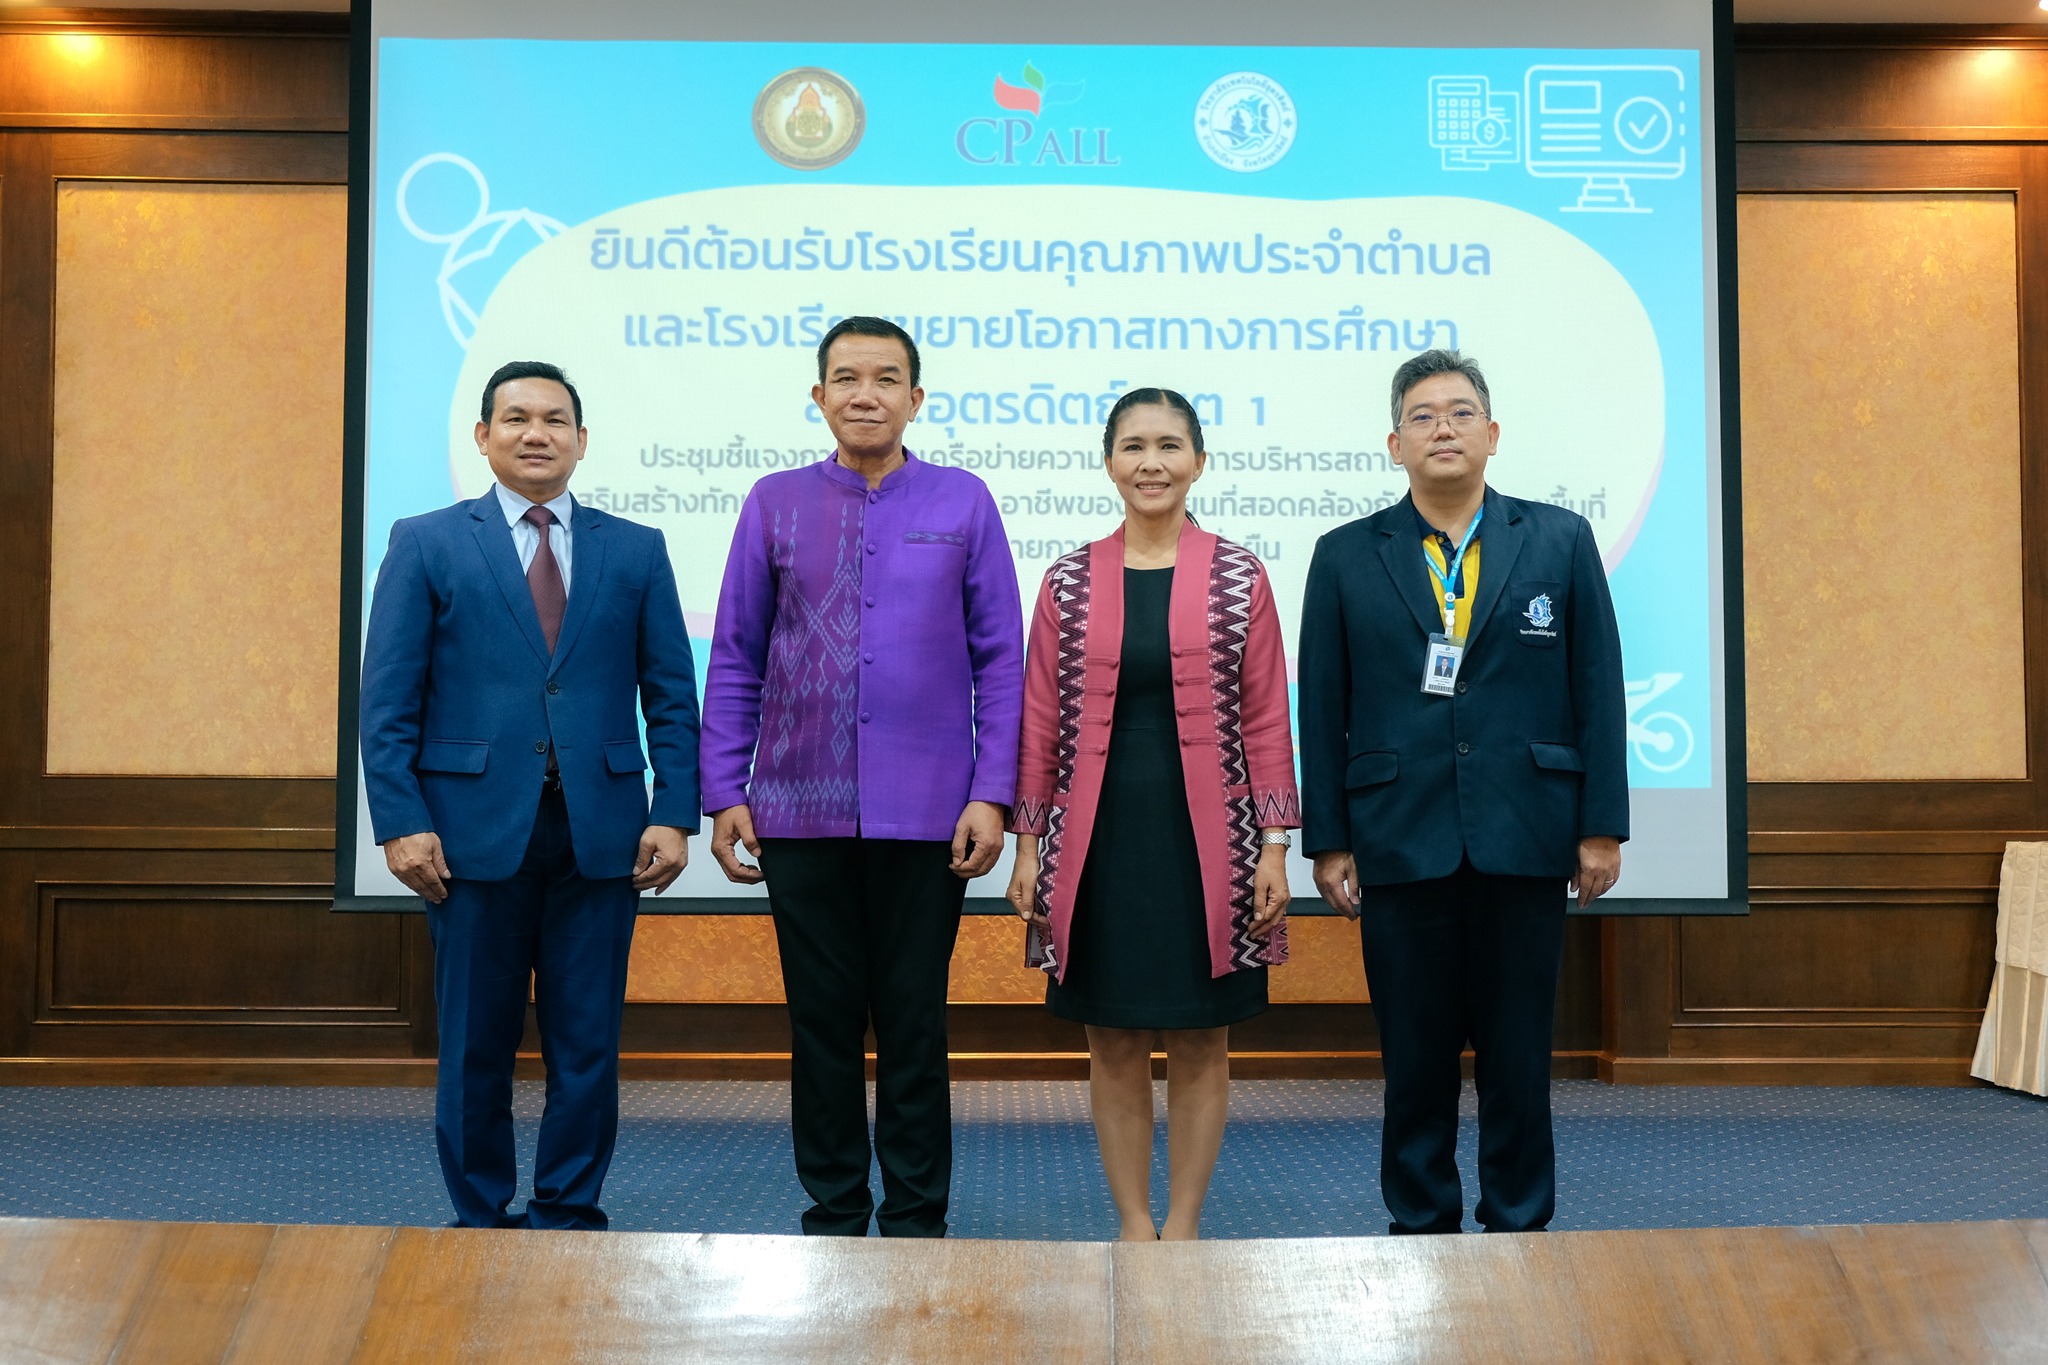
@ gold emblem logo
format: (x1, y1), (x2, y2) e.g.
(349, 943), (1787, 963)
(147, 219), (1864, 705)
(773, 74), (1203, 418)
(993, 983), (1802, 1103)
(752, 68), (865, 171)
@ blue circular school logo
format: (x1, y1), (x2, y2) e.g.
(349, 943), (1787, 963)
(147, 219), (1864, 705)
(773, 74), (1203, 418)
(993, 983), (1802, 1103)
(1193, 72), (1297, 173)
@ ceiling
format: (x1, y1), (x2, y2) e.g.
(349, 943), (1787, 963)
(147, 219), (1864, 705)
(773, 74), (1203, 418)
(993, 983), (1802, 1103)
(6, 0), (2038, 18)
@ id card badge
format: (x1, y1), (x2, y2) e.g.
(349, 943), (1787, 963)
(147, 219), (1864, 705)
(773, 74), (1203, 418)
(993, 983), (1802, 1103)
(1421, 632), (1465, 696)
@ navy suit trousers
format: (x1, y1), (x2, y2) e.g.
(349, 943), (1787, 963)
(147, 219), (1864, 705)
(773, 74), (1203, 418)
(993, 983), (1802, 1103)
(427, 784), (637, 1230)
(1358, 858), (1567, 1235)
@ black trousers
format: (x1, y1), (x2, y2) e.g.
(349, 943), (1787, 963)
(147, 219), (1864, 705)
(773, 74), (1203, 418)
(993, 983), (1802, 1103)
(759, 838), (967, 1237)
(1358, 857), (1568, 1235)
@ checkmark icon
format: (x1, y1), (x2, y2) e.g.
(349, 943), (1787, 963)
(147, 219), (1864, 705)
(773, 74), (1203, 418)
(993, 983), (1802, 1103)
(1613, 96), (1674, 155)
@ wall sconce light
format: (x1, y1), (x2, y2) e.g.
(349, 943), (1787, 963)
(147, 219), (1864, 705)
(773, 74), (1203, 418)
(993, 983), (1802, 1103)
(50, 34), (104, 65)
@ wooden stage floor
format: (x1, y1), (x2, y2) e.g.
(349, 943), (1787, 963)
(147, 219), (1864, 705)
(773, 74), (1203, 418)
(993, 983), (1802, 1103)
(4, 1215), (2046, 1362)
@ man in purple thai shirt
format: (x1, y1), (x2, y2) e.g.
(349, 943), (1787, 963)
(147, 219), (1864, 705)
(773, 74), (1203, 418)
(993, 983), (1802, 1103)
(701, 316), (1024, 1237)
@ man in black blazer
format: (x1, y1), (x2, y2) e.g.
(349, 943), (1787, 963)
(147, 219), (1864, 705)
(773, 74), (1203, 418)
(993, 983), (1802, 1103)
(1298, 349), (1627, 1235)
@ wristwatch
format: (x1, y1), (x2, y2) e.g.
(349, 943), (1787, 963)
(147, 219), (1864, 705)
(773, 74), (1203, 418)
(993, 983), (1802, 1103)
(1260, 831), (1293, 848)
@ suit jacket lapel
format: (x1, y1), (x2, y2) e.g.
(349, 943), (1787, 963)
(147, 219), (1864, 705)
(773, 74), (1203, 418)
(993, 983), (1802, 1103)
(547, 498), (607, 674)
(1377, 495), (1448, 639)
(469, 494), (552, 666)
(1464, 486), (1522, 651)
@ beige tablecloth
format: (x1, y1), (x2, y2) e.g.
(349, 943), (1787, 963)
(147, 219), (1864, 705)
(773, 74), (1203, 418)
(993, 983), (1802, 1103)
(1972, 841), (2048, 1095)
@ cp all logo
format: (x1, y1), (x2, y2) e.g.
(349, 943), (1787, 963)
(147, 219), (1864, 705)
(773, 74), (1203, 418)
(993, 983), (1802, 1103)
(1194, 72), (1297, 173)
(956, 59), (1120, 167)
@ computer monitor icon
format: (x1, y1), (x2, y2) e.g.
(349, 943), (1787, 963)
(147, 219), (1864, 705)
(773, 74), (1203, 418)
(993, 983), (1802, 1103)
(1428, 76), (1520, 171)
(1524, 64), (1687, 213)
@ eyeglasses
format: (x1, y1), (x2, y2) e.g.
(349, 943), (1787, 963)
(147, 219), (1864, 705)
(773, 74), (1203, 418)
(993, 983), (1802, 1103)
(1400, 407), (1490, 435)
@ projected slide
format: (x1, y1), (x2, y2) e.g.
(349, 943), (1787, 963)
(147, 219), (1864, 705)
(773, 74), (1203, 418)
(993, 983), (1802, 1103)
(354, 37), (1728, 905)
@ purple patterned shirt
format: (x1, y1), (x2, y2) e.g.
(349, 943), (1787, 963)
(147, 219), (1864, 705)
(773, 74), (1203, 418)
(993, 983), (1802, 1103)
(700, 451), (1025, 841)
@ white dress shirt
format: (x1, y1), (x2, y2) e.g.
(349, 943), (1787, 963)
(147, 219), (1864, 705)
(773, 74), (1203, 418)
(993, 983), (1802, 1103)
(493, 483), (575, 596)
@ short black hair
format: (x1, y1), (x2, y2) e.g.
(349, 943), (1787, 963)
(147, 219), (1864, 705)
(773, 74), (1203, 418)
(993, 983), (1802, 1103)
(816, 316), (920, 389)
(481, 360), (583, 427)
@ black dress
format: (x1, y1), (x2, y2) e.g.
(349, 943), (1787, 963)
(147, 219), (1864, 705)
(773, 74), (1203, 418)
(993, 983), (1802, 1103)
(1045, 566), (1268, 1030)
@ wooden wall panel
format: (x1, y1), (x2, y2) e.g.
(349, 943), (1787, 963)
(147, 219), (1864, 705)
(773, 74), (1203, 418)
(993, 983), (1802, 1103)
(39, 887), (404, 1018)
(0, 11), (403, 1081)
(1736, 33), (2048, 141)
(0, 19), (348, 132)
(1737, 192), (2023, 782)
(1677, 903), (1996, 1015)
(49, 180), (345, 777)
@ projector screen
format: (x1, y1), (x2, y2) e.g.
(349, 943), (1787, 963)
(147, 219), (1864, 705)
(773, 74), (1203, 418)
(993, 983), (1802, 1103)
(338, 0), (1743, 913)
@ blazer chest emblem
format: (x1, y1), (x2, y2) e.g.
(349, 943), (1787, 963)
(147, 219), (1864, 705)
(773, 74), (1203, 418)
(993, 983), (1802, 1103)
(1516, 584), (1562, 645)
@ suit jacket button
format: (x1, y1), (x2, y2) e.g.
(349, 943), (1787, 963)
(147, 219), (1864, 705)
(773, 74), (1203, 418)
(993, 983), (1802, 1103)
(547, 681), (561, 695)
(1455, 681), (1468, 695)
(535, 741), (548, 754)
(1456, 741), (1471, 756)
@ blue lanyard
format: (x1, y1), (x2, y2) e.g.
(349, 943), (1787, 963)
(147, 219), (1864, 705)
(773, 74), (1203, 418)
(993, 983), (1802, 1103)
(1421, 506), (1483, 634)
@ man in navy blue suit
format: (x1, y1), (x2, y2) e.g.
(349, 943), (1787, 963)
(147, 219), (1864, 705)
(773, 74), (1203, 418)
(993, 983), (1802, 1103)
(1298, 349), (1627, 1235)
(360, 361), (700, 1230)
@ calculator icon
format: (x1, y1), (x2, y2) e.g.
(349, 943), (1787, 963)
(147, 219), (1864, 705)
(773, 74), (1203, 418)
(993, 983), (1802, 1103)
(1429, 75), (1520, 170)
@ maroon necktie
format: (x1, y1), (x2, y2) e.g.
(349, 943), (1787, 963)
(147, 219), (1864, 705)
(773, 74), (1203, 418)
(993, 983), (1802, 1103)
(523, 505), (566, 653)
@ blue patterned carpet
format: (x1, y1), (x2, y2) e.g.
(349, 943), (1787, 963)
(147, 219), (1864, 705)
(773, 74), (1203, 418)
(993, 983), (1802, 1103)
(0, 1081), (2042, 1238)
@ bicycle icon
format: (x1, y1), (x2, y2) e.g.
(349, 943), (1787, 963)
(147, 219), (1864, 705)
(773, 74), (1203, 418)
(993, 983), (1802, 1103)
(1627, 672), (1695, 773)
